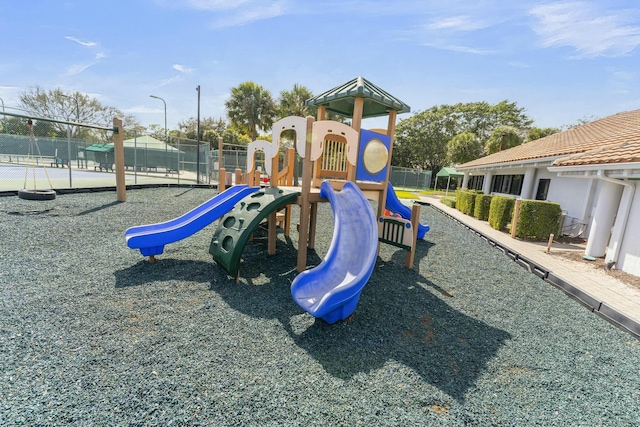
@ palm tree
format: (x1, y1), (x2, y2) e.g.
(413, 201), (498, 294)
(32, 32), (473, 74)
(225, 82), (276, 141)
(278, 84), (315, 117)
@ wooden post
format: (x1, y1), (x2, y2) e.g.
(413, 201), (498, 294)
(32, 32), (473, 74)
(268, 211), (277, 255)
(348, 97), (364, 182)
(287, 147), (295, 185)
(219, 167), (226, 192)
(297, 116), (314, 272)
(511, 199), (522, 238)
(270, 153), (279, 188)
(405, 203), (420, 268)
(378, 109), (397, 221)
(113, 118), (126, 202)
(309, 203), (318, 249)
(546, 234), (554, 253)
(235, 168), (242, 186)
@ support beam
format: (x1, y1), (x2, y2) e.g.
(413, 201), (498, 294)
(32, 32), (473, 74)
(113, 118), (126, 202)
(297, 116), (315, 272)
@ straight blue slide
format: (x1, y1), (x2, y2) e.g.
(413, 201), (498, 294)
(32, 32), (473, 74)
(385, 182), (430, 239)
(125, 185), (259, 258)
(291, 181), (378, 324)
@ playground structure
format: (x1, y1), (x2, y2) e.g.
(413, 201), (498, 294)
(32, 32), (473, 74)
(126, 77), (429, 323)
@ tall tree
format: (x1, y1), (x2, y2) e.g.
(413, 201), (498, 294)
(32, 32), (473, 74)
(447, 132), (484, 165)
(485, 126), (523, 154)
(393, 101), (533, 171)
(394, 105), (456, 173)
(225, 82), (276, 141)
(177, 117), (227, 148)
(19, 86), (140, 141)
(278, 84), (314, 117)
(527, 127), (560, 141)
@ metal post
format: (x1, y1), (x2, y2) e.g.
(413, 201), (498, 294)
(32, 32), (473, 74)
(134, 130), (138, 185)
(0, 97), (5, 134)
(196, 85), (201, 184)
(150, 95), (167, 174)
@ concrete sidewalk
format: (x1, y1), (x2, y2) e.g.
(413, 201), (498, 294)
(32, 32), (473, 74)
(419, 194), (640, 339)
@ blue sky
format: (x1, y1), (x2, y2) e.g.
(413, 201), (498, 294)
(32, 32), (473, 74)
(1, 0), (639, 132)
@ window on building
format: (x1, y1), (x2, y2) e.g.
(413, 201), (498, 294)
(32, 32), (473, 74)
(535, 179), (550, 200)
(491, 174), (524, 195)
(468, 175), (484, 190)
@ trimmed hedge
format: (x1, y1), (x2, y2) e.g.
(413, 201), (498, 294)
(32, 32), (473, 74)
(515, 200), (562, 240)
(441, 196), (456, 208)
(456, 190), (476, 216)
(474, 194), (493, 220)
(488, 196), (515, 231)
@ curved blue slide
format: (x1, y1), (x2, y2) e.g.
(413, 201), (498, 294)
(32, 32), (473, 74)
(291, 181), (378, 324)
(125, 185), (259, 257)
(385, 182), (430, 239)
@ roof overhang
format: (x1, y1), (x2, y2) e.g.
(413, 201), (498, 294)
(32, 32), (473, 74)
(548, 162), (640, 180)
(456, 156), (560, 173)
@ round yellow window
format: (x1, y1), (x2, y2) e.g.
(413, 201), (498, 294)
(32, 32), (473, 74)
(363, 138), (389, 174)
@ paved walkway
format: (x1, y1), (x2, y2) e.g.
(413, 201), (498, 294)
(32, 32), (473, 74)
(420, 195), (640, 339)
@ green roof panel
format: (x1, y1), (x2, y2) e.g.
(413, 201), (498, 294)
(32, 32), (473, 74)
(436, 167), (464, 178)
(306, 76), (410, 119)
(84, 143), (114, 153)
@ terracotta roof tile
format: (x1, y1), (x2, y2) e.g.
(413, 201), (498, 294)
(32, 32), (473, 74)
(457, 109), (640, 169)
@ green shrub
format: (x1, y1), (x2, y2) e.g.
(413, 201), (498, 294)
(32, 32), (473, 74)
(455, 190), (476, 216)
(488, 196), (515, 231)
(473, 194), (493, 220)
(441, 196), (456, 208)
(515, 200), (562, 240)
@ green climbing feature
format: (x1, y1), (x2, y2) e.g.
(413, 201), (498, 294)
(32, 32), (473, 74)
(209, 186), (300, 277)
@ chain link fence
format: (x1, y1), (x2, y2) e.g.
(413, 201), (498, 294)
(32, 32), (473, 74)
(389, 166), (431, 191)
(0, 112), (209, 193)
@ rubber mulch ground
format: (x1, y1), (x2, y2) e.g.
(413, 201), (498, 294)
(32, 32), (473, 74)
(1, 187), (639, 426)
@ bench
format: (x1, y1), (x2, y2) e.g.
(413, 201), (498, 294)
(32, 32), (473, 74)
(94, 162), (114, 172)
(50, 158), (68, 168)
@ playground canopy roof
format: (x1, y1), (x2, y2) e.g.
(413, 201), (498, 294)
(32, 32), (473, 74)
(436, 167), (464, 178)
(305, 76), (411, 119)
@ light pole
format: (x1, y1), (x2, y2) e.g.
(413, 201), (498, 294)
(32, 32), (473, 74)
(150, 95), (168, 174)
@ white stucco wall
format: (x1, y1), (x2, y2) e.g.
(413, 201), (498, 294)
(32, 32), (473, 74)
(544, 174), (594, 223)
(615, 182), (640, 276)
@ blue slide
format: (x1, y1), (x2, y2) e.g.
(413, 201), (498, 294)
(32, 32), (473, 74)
(385, 182), (430, 239)
(125, 185), (259, 257)
(291, 181), (378, 324)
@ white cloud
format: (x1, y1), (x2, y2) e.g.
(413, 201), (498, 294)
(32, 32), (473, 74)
(425, 15), (489, 32)
(530, 2), (640, 58)
(208, 1), (288, 28)
(172, 64), (193, 73)
(186, 0), (249, 10)
(65, 36), (97, 47)
(66, 63), (95, 76)
(160, 75), (183, 86)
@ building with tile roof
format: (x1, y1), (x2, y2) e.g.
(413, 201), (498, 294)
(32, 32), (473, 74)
(455, 109), (640, 277)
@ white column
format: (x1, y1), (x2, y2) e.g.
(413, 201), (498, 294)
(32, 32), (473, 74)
(585, 180), (623, 258)
(462, 172), (469, 189)
(519, 168), (536, 199)
(605, 184), (635, 265)
(482, 171), (493, 194)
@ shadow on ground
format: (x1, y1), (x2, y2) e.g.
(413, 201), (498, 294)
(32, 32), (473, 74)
(199, 231), (511, 401)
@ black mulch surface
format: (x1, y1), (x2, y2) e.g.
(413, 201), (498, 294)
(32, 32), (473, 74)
(1, 187), (639, 426)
